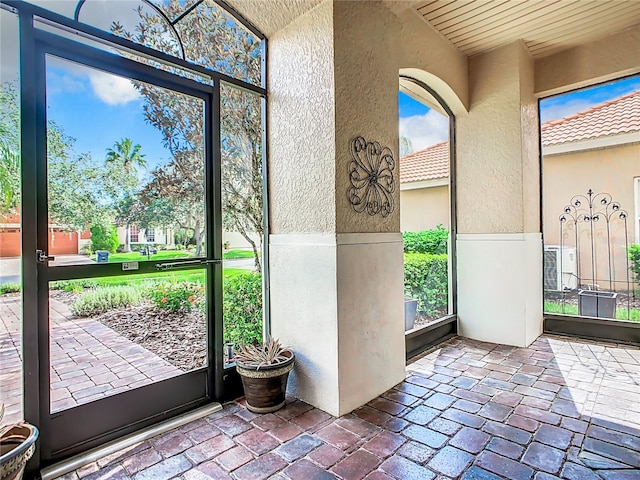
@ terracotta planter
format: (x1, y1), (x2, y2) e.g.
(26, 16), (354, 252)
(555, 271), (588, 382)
(236, 351), (295, 413)
(0, 424), (38, 480)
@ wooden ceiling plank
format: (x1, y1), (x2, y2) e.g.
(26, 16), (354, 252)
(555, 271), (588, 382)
(523, 3), (640, 47)
(454, 1), (616, 50)
(528, 13), (640, 57)
(436, 0), (514, 32)
(448, 0), (568, 44)
(419, 0), (472, 18)
(416, 1), (445, 15)
(428, 0), (494, 26)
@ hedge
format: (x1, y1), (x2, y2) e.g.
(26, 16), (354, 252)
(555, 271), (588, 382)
(403, 225), (448, 255)
(404, 253), (448, 317)
(223, 272), (263, 347)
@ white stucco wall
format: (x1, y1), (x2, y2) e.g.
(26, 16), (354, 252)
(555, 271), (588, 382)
(456, 41), (543, 347)
(535, 25), (640, 97)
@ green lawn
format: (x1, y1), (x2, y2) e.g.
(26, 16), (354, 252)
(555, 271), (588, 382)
(223, 249), (257, 259)
(50, 268), (249, 290)
(544, 301), (640, 322)
(93, 250), (192, 262)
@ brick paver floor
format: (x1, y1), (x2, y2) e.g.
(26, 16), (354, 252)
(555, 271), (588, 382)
(0, 293), (181, 423)
(54, 334), (640, 480)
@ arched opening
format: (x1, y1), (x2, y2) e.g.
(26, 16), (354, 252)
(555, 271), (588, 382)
(398, 73), (458, 357)
(0, 0), (267, 469)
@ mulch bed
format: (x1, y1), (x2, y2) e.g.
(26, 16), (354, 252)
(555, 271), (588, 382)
(50, 290), (207, 372)
(94, 303), (207, 372)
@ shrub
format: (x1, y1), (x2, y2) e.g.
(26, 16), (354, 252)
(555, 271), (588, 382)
(0, 282), (20, 294)
(51, 279), (98, 292)
(71, 286), (143, 316)
(223, 272), (263, 348)
(149, 281), (204, 313)
(403, 225), (448, 255)
(90, 224), (119, 254)
(629, 244), (640, 287)
(404, 253), (448, 317)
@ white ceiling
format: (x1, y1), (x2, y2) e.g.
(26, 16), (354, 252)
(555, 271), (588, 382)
(415, 0), (640, 58)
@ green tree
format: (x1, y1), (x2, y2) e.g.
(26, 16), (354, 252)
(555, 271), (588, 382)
(113, 1), (264, 268)
(105, 138), (147, 251)
(90, 223), (119, 253)
(400, 136), (413, 157)
(0, 84), (20, 217)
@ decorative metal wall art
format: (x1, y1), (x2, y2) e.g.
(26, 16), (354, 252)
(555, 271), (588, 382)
(347, 136), (396, 217)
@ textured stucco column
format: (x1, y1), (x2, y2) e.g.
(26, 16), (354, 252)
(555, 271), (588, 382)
(456, 41), (543, 347)
(267, 0), (405, 416)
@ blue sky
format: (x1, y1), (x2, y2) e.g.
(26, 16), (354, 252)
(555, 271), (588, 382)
(46, 56), (172, 174)
(399, 74), (640, 153)
(46, 54), (639, 161)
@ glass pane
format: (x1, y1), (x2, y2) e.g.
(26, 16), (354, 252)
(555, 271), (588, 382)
(541, 77), (640, 322)
(24, 0), (77, 18)
(175, 1), (262, 85)
(398, 89), (452, 330)
(220, 83), (263, 363)
(0, 8), (22, 424)
(45, 55), (206, 266)
(154, 0), (201, 23)
(77, 0), (182, 58)
(49, 271), (207, 412)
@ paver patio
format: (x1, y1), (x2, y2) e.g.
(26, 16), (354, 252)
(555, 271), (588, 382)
(0, 293), (182, 423)
(52, 334), (640, 480)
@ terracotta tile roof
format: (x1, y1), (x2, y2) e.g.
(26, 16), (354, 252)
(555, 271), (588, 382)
(399, 91), (639, 185)
(399, 141), (449, 183)
(541, 90), (640, 146)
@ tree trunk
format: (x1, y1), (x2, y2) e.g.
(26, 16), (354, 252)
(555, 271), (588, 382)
(193, 220), (202, 257)
(124, 223), (131, 252)
(239, 230), (261, 273)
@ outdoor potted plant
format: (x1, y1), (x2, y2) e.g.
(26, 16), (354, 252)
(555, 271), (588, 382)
(0, 404), (39, 480)
(234, 337), (295, 414)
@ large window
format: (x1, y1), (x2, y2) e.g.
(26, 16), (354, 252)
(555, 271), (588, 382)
(398, 77), (456, 353)
(540, 76), (640, 325)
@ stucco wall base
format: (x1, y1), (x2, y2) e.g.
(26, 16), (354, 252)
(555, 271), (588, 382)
(269, 233), (406, 417)
(457, 233), (543, 347)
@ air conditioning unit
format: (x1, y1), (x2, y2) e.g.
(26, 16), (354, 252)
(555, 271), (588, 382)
(544, 245), (578, 291)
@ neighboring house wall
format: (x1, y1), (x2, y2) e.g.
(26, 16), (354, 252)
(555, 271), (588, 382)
(400, 185), (449, 232)
(543, 142), (640, 291)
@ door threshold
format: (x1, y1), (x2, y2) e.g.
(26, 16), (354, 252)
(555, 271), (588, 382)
(41, 402), (222, 480)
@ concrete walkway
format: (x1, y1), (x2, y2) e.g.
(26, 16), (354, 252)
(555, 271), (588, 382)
(0, 294), (182, 424)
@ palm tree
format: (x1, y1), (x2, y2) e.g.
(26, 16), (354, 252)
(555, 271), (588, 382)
(105, 138), (147, 252)
(105, 138), (147, 173)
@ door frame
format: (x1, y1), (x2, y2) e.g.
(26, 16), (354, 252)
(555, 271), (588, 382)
(24, 25), (223, 463)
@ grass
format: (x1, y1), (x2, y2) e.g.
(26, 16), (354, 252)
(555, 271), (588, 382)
(77, 268), (246, 287)
(0, 282), (21, 294)
(223, 249), (257, 259)
(544, 301), (640, 322)
(94, 250), (193, 263)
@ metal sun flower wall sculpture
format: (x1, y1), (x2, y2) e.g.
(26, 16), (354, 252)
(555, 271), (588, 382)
(347, 136), (396, 217)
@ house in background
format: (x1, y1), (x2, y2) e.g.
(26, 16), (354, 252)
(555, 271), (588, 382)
(116, 225), (174, 250)
(400, 90), (640, 290)
(399, 140), (450, 232)
(0, 211), (91, 258)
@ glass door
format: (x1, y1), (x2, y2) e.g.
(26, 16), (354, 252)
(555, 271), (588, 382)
(31, 35), (220, 460)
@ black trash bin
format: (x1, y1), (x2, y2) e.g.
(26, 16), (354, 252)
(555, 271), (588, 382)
(96, 250), (109, 263)
(578, 290), (617, 319)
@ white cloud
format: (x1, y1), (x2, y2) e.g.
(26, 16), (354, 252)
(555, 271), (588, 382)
(399, 109), (449, 153)
(540, 98), (595, 123)
(88, 70), (140, 106)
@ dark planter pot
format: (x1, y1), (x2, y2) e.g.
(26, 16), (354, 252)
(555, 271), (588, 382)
(0, 423), (38, 480)
(578, 290), (617, 319)
(404, 297), (418, 331)
(236, 351), (295, 414)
